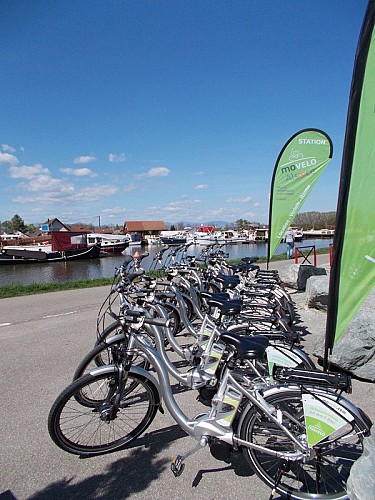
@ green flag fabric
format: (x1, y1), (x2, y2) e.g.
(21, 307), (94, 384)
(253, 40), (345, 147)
(325, 0), (375, 357)
(267, 129), (333, 263)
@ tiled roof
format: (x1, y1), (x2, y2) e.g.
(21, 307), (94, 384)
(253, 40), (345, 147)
(124, 221), (167, 231)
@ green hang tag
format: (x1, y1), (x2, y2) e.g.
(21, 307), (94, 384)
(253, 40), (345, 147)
(266, 345), (300, 378)
(302, 393), (353, 447)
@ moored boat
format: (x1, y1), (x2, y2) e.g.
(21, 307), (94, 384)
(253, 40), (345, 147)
(254, 228), (269, 242)
(0, 231), (101, 264)
(87, 233), (130, 254)
(187, 225), (216, 245)
(302, 228), (335, 238)
(160, 231), (187, 246)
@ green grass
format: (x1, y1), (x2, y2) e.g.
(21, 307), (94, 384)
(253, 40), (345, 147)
(0, 247), (331, 299)
(0, 278), (114, 299)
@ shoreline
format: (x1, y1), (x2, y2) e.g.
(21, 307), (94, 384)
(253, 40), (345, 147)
(0, 249), (331, 299)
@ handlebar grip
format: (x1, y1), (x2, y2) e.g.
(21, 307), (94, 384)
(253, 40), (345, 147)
(144, 317), (171, 328)
(155, 291), (176, 299)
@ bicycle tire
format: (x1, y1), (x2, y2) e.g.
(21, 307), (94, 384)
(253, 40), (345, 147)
(48, 370), (159, 456)
(160, 302), (181, 336)
(73, 335), (150, 380)
(227, 325), (315, 374)
(239, 387), (368, 499)
(95, 319), (123, 346)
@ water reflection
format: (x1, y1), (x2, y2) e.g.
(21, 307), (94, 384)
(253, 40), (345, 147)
(0, 239), (332, 286)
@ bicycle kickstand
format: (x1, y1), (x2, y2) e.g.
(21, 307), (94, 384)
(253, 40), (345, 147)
(171, 437), (208, 477)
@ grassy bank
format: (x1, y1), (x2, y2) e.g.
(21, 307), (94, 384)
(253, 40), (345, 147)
(0, 247), (330, 299)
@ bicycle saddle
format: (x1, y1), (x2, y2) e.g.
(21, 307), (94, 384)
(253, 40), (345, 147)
(219, 331), (269, 360)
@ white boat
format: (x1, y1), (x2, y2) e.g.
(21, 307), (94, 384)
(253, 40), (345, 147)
(254, 228), (269, 242)
(239, 229), (256, 243)
(87, 233), (131, 254)
(293, 228), (303, 241)
(187, 227), (253, 245)
(303, 228), (335, 238)
(160, 230), (187, 245)
(187, 225), (216, 245)
(208, 230), (243, 244)
(125, 233), (143, 246)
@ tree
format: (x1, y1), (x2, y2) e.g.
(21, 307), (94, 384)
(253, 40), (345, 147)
(25, 224), (36, 234)
(1, 220), (12, 233)
(11, 214), (27, 232)
(1, 214), (30, 234)
(294, 211), (336, 229)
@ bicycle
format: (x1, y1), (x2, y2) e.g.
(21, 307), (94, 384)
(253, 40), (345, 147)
(48, 308), (371, 499)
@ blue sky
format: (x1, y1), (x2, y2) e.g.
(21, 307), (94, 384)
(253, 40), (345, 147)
(0, 0), (368, 228)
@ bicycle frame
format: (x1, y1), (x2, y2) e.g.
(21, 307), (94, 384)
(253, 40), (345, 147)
(90, 323), (370, 469)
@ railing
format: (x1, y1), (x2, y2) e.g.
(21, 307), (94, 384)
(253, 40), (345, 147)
(294, 245), (317, 266)
(329, 243), (333, 267)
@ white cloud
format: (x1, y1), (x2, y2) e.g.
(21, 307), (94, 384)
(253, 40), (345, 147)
(9, 163), (49, 179)
(28, 175), (71, 192)
(159, 198), (202, 215)
(137, 167), (170, 178)
(1, 144), (16, 153)
(243, 211), (257, 218)
(225, 196), (252, 203)
(204, 207), (249, 218)
(124, 183), (136, 192)
(12, 182), (118, 204)
(74, 155), (96, 164)
(60, 167), (97, 177)
(108, 153), (126, 163)
(0, 152), (19, 166)
(194, 184), (208, 190)
(102, 207), (127, 215)
(69, 185), (118, 201)
(148, 167), (170, 177)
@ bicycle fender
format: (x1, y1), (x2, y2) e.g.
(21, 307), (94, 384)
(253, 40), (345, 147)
(237, 384), (372, 435)
(89, 364), (161, 400)
(98, 332), (127, 345)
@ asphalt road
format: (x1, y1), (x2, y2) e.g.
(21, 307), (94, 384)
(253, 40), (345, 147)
(0, 257), (373, 500)
(0, 285), (281, 500)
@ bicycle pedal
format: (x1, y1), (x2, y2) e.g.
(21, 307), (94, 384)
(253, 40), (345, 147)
(171, 455), (185, 477)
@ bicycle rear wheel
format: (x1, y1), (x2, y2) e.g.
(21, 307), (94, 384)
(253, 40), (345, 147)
(240, 388), (368, 499)
(48, 370), (159, 456)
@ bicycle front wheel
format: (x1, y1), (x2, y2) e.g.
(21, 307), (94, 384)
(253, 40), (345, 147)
(73, 335), (150, 380)
(48, 370), (159, 456)
(240, 388), (368, 499)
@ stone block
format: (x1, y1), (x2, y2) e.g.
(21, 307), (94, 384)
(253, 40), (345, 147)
(305, 275), (329, 310)
(347, 432), (375, 500)
(280, 264), (327, 291)
(313, 288), (375, 381)
(297, 265), (326, 291)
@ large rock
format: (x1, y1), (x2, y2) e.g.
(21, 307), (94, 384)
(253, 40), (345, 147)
(305, 275), (329, 310)
(280, 264), (327, 291)
(347, 432), (375, 500)
(279, 263), (300, 289)
(313, 288), (375, 381)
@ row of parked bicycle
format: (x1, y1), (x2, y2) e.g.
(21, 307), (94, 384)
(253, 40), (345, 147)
(48, 242), (371, 500)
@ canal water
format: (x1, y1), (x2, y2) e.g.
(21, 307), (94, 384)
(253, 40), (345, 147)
(0, 239), (332, 286)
